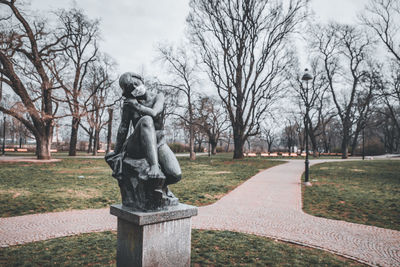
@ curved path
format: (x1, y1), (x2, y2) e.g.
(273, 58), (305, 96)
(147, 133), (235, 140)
(0, 160), (399, 266)
(192, 160), (400, 266)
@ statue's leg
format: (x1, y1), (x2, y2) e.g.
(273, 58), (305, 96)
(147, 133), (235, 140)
(158, 143), (182, 185)
(126, 116), (163, 179)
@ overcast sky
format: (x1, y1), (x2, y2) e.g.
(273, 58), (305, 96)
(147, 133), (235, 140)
(25, 0), (368, 77)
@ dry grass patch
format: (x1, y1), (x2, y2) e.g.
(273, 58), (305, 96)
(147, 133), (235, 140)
(212, 171), (232, 174)
(350, 168), (365, 172)
(55, 188), (101, 199)
(0, 189), (31, 198)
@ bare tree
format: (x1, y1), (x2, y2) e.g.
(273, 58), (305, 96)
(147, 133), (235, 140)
(187, 0), (308, 159)
(310, 23), (374, 158)
(262, 126), (276, 153)
(361, 0), (400, 63)
(158, 44), (198, 160)
(349, 65), (379, 154)
(281, 118), (298, 153)
(0, 1), (67, 159)
(81, 55), (117, 155)
(52, 8), (99, 156)
(361, 0), (400, 143)
(193, 96), (229, 155)
(380, 65), (400, 134)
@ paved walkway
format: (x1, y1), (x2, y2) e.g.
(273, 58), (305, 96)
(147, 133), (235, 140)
(1, 160), (399, 266)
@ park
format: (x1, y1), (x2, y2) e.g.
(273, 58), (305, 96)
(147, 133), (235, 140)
(0, 0), (400, 266)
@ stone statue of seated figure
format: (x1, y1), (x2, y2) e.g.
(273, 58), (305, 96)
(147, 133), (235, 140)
(105, 72), (181, 211)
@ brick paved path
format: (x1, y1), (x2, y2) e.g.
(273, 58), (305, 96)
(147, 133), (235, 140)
(1, 160), (399, 266)
(192, 160), (400, 266)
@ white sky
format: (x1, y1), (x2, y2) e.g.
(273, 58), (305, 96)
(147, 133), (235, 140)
(23, 0), (368, 77)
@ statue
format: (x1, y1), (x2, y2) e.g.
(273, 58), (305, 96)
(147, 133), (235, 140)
(105, 72), (182, 211)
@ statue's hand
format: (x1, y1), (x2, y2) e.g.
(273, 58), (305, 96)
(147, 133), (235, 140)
(148, 165), (163, 179)
(124, 99), (140, 109)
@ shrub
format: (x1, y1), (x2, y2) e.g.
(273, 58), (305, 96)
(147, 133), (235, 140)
(168, 142), (190, 153)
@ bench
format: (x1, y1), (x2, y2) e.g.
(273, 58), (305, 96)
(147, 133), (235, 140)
(16, 148), (28, 152)
(269, 153), (278, 157)
(246, 153), (257, 157)
(50, 149), (58, 153)
(289, 153), (298, 157)
(4, 148), (15, 152)
(281, 153), (290, 157)
(300, 152), (306, 156)
(97, 149), (106, 153)
(260, 153), (269, 157)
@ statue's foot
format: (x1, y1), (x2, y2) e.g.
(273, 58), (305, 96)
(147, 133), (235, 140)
(163, 186), (176, 198)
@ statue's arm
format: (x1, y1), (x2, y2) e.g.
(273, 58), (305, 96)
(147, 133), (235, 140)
(114, 104), (131, 154)
(126, 94), (165, 118)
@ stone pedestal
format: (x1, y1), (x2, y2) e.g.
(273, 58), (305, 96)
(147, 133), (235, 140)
(110, 203), (198, 267)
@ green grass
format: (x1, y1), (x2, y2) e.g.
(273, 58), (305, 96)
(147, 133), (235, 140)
(0, 230), (364, 266)
(0, 159), (119, 217)
(303, 160), (400, 230)
(1, 151), (102, 157)
(0, 156), (283, 217)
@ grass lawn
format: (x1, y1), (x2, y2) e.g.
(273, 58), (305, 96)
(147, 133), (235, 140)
(0, 155), (283, 217)
(0, 230), (364, 266)
(303, 160), (400, 230)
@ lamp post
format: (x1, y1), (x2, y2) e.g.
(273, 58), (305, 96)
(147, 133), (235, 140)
(2, 115), (5, 156)
(302, 68), (313, 186)
(362, 126), (365, 160)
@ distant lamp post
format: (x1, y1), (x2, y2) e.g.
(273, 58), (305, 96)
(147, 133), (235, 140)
(2, 115), (5, 156)
(302, 68), (313, 186)
(362, 126), (365, 160)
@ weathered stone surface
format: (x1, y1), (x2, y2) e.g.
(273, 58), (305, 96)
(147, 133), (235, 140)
(110, 203), (197, 226)
(111, 203), (197, 267)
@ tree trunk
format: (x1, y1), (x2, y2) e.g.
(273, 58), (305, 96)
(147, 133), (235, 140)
(36, 134), (52, 160)
(189, 124), (196, 160)
(267, 141), (273, 153)
(68, 117), (80, 156)
(351, 131), (360, 157)
(92, 128), (99, 156)
(211, 141), (217, 155)
(225, 134), (231, 152)
(233, 128), (244, 159)
(87, 128), (93, 153)
(309, 134), (318, 157)
(197, 139), (202, 152)
(341, 135), (349, 159)
(106, 109), (113, 153)
(209, 137), (218, 155)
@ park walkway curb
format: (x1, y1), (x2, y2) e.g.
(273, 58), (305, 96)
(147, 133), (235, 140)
(0, 160), (399, 266)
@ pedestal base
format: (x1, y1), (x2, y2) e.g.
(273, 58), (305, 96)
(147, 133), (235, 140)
(110, 203), (198, 267)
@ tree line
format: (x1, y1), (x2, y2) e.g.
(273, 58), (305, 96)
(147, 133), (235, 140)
(0, 0), (399, 160)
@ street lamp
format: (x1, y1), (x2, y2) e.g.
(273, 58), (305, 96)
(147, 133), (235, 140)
(362, 126), (365, 160)
(301, 68), (313, 186)
(2, 115), (5, 156)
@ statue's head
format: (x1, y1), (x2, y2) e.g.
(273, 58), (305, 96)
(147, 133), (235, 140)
(119, 72), (146, 98)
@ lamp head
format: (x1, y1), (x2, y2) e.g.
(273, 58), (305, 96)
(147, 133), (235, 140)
(301, 68), (313, 81)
